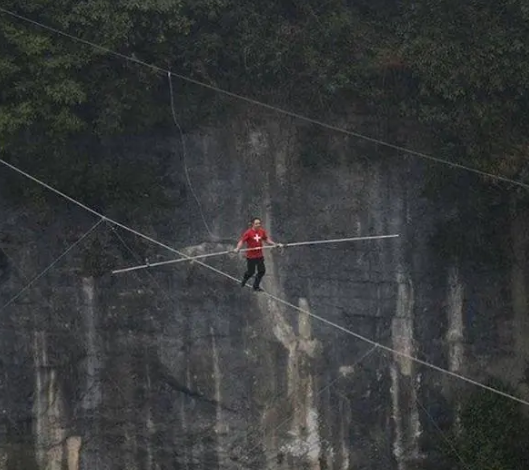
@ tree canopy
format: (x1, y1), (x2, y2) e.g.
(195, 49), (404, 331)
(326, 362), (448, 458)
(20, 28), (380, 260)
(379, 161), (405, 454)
(399, 0), (529, 180)
(1, 0), (528, 208)
(440, 381), (529, 470)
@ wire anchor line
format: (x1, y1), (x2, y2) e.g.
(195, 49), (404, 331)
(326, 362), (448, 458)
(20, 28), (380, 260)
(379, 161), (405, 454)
(167, 72), (218, 240)
(0, 217), (105, 312)
(111, 234), (400, 274)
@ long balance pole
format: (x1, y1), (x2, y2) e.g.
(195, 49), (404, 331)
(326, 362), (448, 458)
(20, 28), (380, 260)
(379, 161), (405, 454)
(111, 234), (399, 275)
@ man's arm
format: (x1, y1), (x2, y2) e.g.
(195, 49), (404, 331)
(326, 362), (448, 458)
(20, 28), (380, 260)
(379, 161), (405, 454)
(234, 231), (248, 253)
(264, 236), (283, 248)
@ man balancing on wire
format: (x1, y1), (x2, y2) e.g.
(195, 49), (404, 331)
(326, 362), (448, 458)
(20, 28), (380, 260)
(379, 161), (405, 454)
(233, 217), (283, 292)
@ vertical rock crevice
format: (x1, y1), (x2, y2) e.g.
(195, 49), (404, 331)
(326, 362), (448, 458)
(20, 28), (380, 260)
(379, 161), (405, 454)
(390, 268), (421, 470)
(32, 331), (67, 470)
(510, 206), (529, 399)
(446, 266), (464, 376)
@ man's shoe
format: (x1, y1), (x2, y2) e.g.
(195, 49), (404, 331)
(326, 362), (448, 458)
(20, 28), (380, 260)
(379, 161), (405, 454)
(253, 287), (263, 292)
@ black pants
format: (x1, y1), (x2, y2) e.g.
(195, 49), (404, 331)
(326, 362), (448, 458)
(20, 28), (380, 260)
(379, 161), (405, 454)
(241, 257), (266, 289)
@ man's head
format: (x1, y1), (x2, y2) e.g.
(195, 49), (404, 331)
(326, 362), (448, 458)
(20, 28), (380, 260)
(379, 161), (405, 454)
(250, 217), (262, 230)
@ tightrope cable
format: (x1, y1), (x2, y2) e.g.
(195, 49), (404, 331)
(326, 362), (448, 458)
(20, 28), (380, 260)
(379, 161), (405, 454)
(1, 157), (528, 407)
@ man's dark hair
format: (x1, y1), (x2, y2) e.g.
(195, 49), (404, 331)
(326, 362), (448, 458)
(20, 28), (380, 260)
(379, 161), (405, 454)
(249, 217), (261, 225)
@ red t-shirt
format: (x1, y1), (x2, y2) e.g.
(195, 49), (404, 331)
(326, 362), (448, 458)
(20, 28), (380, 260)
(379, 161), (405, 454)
(240, 228), (268, 259)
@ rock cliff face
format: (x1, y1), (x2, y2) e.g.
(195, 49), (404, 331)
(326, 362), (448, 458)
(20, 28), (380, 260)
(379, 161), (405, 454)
(0, 112), (527, 469)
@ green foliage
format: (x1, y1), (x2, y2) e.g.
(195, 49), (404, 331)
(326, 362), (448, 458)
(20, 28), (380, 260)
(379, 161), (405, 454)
(0, 0), (395, 212)
(0, 0), (188, 143)
(441, 381), (529, 469)
(0, 0), (189, 212)
(398, 0), (529, 179)
(0, 0), (390, 149)
(174, 0), (393, 107)
(1, 0), (529, 212)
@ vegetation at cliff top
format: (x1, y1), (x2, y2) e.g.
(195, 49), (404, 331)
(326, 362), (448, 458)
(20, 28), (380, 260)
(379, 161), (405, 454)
(439, 381), (529, 470)
(1, 0), (529, 210)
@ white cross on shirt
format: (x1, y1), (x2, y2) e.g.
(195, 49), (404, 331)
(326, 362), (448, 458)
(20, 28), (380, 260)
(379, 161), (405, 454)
(253, 234), (262, 243)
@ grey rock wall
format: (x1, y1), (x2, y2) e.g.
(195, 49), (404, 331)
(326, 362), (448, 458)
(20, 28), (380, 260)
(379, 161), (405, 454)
(0, 113), (526, 470)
